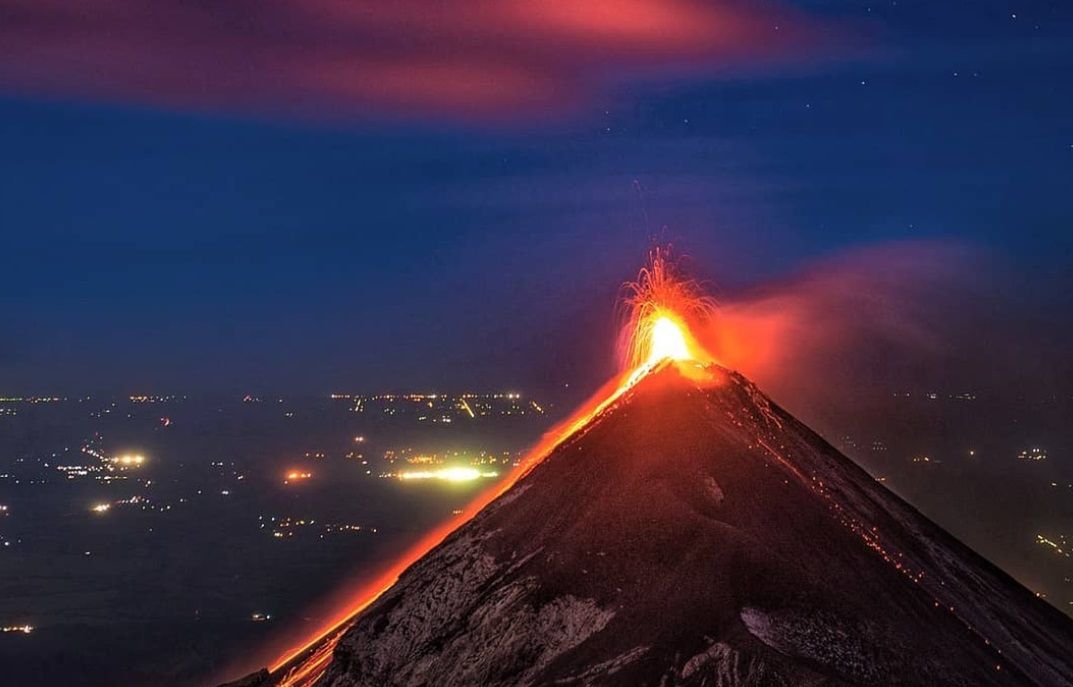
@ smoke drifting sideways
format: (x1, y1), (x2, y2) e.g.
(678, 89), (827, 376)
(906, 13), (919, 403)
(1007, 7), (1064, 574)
(695, 241), (1073, 431)
(0, 0), (816, 122)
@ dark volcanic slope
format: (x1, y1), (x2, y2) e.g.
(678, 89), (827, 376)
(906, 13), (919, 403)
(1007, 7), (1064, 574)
(318, 365), (1073, 687)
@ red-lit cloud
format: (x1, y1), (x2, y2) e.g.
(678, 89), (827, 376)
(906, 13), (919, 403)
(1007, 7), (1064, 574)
(0, 0), (810, 120)
(697, 242), (994, 421)
(708, 243), (960, 382)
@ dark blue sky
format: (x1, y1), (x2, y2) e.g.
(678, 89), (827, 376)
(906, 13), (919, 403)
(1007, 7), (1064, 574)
(1, 1), (1071, 394)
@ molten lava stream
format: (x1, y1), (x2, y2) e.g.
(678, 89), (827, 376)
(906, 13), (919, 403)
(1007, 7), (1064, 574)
(270, 371), (637, 686)
(268, 249), (714, 687)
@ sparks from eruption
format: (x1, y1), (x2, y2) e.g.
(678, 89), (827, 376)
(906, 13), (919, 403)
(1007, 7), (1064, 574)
(619, 246), (715, 385)
(266, 249), (717, 686)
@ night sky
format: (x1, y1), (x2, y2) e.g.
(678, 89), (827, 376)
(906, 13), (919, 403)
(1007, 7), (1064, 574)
(2, 1), (1071, 398)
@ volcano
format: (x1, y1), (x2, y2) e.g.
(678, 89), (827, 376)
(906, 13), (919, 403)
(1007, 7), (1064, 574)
(236, 251), (1073, 687)
(251, 361), (1073, 687)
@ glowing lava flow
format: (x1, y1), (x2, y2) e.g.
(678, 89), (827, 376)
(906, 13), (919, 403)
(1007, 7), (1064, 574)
(268, 250), (715, 687)
(270, 372), (640, 687)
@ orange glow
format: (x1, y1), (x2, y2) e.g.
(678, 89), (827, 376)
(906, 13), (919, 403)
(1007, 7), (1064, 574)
(266, 249), (716, 686)
(111, 453), (146, 467)
(284, 470), (312, 484)
(619, 247), (714, 369)
(618, 248), (717, 389)
(648, 316), (691, 363)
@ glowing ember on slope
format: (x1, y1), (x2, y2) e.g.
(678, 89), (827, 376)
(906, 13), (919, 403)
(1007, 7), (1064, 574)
(264, 249), (717, 686)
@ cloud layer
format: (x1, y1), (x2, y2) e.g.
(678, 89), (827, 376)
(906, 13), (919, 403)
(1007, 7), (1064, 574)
(0, 0), (806, 119)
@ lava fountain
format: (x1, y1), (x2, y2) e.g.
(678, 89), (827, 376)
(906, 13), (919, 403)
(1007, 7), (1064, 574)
(263, 249), (717, 687)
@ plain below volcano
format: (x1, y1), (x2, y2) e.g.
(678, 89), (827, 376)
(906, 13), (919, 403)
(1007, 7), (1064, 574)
(249, 364), (1073, 687)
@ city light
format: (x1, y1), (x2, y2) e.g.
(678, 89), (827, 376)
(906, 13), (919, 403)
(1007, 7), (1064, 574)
(90, 503), (111, 514)
(284, 470), (313, 484)
(1018, 447), (1047, 462)
(396, 467), (499, 483)
(111, 453), (146, 467)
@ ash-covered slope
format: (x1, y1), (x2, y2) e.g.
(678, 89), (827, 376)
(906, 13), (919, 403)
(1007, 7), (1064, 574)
(317, 365), (1073, 687)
